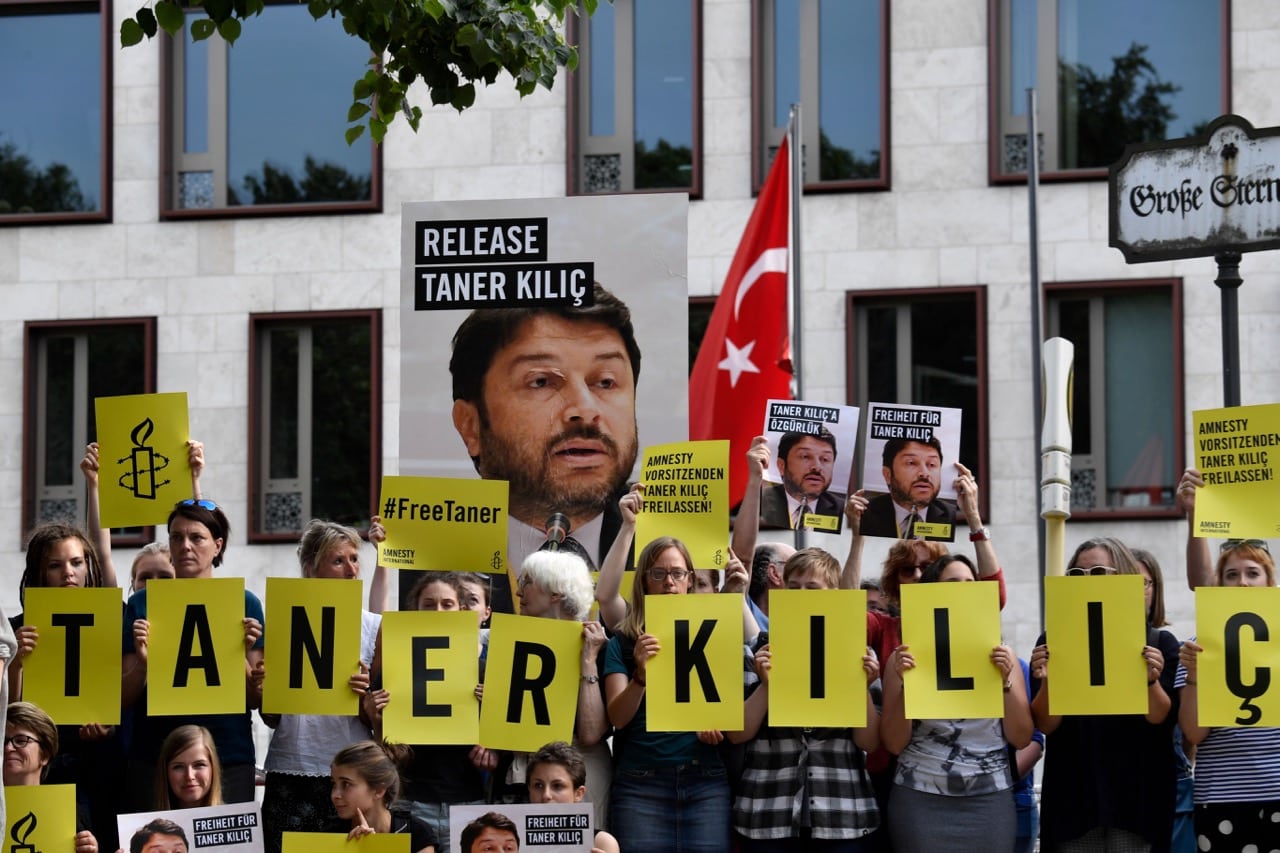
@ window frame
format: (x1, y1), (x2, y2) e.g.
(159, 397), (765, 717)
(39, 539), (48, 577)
(752, 0), (891, 193)
(0, 0), (113, 226)
(22, 317), (157, 545)
(247, 309), (382, 543)
(158, 4), (383, 219)
(845, 286), (989, 524)
(986, 0), (1233, 185)
(565, 0), (704, 198)
(1044, 277), (1184, 520)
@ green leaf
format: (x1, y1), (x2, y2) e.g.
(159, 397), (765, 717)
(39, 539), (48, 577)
(369, 117), (387, 144)
(353, 73), (375, 100)
(347, 101), (371, 122)
(422, 0), (444, 21)
(120, 17), (144, 46)
(155, 0), (184, 34)
(217, 17), (242, 42)
(190, 18), (216, 40)
(136, 7), (158, 38)
(456, 23), (479, 46)
(452, 83), (475, 111)
(307, 0), (328, 18)
(345, 124), (366, 146)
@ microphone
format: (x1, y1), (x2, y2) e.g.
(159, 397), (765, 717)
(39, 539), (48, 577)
(544, 512), (571, 551)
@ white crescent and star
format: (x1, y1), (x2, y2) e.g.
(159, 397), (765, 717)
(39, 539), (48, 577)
(718, 247), (787, 388)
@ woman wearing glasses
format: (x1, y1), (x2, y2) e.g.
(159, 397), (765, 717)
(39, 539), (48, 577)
(602, 526), (731, 852)
(3, 702), (98, 853)
(1175, 538), (1280, 849)
(121, 498), (265, 809)
(1030, 537), (1179, 852)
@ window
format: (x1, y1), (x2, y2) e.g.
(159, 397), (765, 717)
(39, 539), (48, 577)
(249, 311), (381, 539)
(569, 0), (701, 195)
(688, 296), (715, 375)
(757, 0), (888, 191)
(847, 288), (987, 519)
(0, 0), (110, 223)
(991, 0), (1228, 180)
(1046, 280), (1182, 516)
(165, 4), (379, 216)
(24, 320), (156, 541)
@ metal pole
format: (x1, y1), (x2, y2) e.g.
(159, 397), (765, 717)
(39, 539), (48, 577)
(1214, 250), (1242, 407)
(788, 103), (807, 550)
(1026, 89), (1047, 625)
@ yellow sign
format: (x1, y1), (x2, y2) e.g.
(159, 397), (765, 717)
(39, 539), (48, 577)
(635, 441), (730, 569)
(803, 513), (841, 532)
(148, 578), (247, 715)
(24, 588), (123, 725)
(912, 522), (952, 540)
(5, 784), (77, 853)
(264, 578), (363, 716)
(381, 611), (479, 745)
(377, 475), (509, 573)
(1194, 586), (1280, 727)
(900, 582), (1003, 719)
(644, 593), (743, 732)
(283, 832), (407, 853)
(1044, 575), (1148, 716)
(768, 589), (867, 727)
(479, 614), (583, 750)
(95, 392), (191, 528)
(1192, 403), (1280, 539)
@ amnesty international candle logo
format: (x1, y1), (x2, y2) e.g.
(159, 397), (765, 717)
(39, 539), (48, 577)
(118, 417), (171, 500)
(9, 812), (38, 853)
(96, 392), (191, 528)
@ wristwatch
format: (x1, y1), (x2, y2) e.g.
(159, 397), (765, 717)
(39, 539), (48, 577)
(969, 526), (992, 542)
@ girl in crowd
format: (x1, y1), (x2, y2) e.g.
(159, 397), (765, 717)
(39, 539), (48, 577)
(3, 702), (98, 853)
(1031, 536), (1179, 852)
(1176, 539), (1280, 849)
(729, 548), (882, 851)
(128, 543), (176, 591)
(329, 741), (437, 853)
(260, 519), (382, 853)
(526, 741), (619, 853)
(603, 531), (731, 852)
(155, 725), (223, 810)
(121, 498), (264, 808)
(882, 554), (1032, 853)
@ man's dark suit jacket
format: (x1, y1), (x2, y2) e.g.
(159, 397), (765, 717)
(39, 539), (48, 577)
(861, 493), (956, 541)
(759, 482), (845, 530)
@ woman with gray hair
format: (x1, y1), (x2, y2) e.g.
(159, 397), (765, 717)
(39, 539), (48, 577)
(503, 549), (611, 828)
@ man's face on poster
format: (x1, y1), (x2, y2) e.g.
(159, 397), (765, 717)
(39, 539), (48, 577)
(469, 826), (520, 853)
(779, 436), (835, 501)
(140, 835), (188, 853)
(453, 314), (639, 523)
(885, 441), (942, 508)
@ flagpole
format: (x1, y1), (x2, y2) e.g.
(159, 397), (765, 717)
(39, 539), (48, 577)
(788, 104), (805, 548)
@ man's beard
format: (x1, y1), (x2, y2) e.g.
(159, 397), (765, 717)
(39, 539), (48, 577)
(889, 476), (939, 509)
(782, 469), (830, 501)
(478, 421), (638, 521)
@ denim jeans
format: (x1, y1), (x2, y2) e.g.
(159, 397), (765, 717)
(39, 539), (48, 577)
(610, 762), (731, 852)
(406, 798), (484, 853)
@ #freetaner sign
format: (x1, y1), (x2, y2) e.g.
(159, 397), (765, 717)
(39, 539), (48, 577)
(1110, 114), (1280, 263)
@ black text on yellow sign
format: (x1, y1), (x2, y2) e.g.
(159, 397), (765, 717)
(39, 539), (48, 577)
(1043, 575), (1149, 716)
(768, 589), (868, 727)
(645, 594), (744, 732)
(900, 582), (1003, 719)
(1195, 586), (1280, 727)
(263, 578), (364, 716)
(480, 613), (584, 751)
(148, 578), (251, 716)
(377, 475), (510, 572)
(24, 588), (123, 725)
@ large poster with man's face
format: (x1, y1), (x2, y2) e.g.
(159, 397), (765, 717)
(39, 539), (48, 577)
(858, 402), (963, 542)
(400, 195), (689, 612)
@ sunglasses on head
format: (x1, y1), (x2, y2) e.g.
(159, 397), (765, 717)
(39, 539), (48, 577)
(1221, 539), (1270, 555)
(179, 499), (219, 511)
(1066, 565), (1118, 576)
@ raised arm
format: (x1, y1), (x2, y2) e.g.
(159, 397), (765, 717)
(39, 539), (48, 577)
(730, 436), (769, 567)
(1029, 641), (1061, 735)
(720, 548), (760, 645)
(726, 643), (770, 744)
(955, 462), (1006, 607)
(188, 439), (205, 499)
(993, 645), (1033, 748)
(596, 485), (642, 631)
(575, 621), (610, 747)
(366, 515), (389, 614)
(80, 443), (117, 588)
(840, 491), (868, 589)
(1177, 467), (1214, 590)
(604, 633), (657, 729)
(880, 644), (914, 754)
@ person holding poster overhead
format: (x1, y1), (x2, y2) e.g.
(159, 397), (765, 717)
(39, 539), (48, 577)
(120, 500), (265, 809)
(728, 548), (883, 851)
(881, 555), (1032, 853)
(1175, 540), (1280, 850)
(1029, 537), (1179, 853)
(602, 535), (731, 852)
(3, 701), (99, 853)
(259, 520), (381, 853)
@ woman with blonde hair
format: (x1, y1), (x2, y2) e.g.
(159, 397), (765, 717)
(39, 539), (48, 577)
(155, 725), (223, 810)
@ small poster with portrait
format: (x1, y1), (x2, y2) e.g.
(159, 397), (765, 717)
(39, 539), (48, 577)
(118, 803), (265, 853)
(449, 803), (594, 853)
(758, 399), (860, 534)
(858, 403), (963, 542)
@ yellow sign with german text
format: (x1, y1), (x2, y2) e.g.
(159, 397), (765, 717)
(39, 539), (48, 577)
(636, 440), (730, 570)
(1193, 403), (1280, 539)
(901, 581), (1003, 719)
(1193, 586), (1280, 727)
(95, 392), (191, 528)
(5, 784), (77, 853)
(480, 613), (583, 750)
(264, 578), (363, 716)
(24, 588), (123, 724)
(381, 610), (479, 745)
(1044, 575), (1148, 716)
(645, 593), (743, 731)
(377, 475), (509, 573)
(768, 589), (867, 727)
(148, 578), (247, 715)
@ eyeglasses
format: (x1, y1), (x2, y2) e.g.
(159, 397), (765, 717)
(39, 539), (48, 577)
(897, 563), (929, 579)
(4, 734), (37, 749)
(179, 499), (219, 511)
(1067, 565), (1118, 576)
(646, 568), (690, 583)
(1221, 539), (1270, 554)
(1143, 578), (1154, 590)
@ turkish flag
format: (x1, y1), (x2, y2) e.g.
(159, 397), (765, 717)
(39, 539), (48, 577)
(689, 136), (793, 507)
